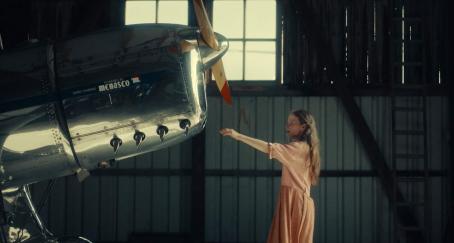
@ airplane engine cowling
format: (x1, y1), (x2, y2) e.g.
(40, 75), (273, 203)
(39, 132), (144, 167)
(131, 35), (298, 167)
(0, 24), (228, 187)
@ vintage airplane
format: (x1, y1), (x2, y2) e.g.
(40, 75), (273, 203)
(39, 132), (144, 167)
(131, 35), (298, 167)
(0, 0), (231, 242)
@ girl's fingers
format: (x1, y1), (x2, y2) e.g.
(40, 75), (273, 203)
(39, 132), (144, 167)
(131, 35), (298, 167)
(220, 131), (232, 136)
(219, 128), (234, 137)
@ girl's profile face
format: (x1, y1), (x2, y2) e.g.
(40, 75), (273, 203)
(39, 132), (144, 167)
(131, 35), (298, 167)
(286, 114), (306, 140)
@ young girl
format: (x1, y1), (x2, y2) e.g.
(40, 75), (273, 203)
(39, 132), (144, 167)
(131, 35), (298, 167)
(219, 109), (320, 243)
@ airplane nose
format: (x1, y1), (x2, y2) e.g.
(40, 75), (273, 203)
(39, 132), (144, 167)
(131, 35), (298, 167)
(197, 32), (229, 71)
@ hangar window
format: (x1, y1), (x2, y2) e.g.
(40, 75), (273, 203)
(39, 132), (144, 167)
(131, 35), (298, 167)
(125, 0), (188, 25)
(125, 0), (280, 83)
(213, 0), (278, 82)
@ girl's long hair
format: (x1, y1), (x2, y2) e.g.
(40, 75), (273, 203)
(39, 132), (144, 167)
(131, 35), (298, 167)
(292, 109), (321, 185)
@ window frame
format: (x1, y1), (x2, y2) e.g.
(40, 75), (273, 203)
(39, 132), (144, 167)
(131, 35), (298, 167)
(210, 0), (282, 84)
(125, 0), (189, 25)
(124, 0), (283, 85)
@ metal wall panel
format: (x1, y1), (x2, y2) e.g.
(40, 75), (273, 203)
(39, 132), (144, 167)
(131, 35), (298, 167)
(31, 143), (192, 242)
(29, 96), (448, 243)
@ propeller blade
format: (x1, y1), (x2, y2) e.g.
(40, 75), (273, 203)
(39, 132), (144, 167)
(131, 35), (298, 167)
(193, 0), (233, 105)
(192, 0), (218, 49)
(212, 59), (232, 105)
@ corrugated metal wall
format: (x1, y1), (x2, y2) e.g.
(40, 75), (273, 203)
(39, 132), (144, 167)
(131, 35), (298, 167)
(31, 96), (449, 243)
(31, 144), (193, 242)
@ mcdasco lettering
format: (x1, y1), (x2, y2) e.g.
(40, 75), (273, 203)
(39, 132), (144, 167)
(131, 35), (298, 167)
(98, 80), (130, 92)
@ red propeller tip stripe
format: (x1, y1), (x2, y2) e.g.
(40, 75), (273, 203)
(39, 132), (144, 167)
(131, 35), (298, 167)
(220, 81), (232, 105)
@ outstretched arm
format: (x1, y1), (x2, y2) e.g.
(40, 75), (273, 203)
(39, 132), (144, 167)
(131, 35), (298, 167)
(219, 128), (269, 154)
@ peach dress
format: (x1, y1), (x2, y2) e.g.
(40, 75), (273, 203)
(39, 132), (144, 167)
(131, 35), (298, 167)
(267, 141), (315, 243)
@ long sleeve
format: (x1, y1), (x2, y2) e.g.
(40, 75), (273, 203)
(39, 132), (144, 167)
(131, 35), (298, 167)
(269, 142), (308, 167)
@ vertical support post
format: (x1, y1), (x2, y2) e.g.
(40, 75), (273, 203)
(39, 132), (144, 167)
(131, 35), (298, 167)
(188, 2), (207, 241)
(191, 131), (205, 243)
(0, 33), (4, 51)
(276, 1), (283, 85)
(446, 0), (454, 241)
(0, 189), (8, 243)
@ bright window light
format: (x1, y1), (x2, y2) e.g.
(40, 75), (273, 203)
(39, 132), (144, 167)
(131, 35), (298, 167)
(125, 0), (188, 25)
(215, 41), (244, 80)
(213, 0), (277, 81)
(125, 1), (156, 25)
(213, 1), (244, 38)
(245, 41), (275, 80)
(246, 1), (276, 38)
(158, 1), (188, 25)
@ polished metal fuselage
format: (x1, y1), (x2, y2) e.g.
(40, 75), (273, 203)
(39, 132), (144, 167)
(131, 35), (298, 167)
(0, 24), (227, 187)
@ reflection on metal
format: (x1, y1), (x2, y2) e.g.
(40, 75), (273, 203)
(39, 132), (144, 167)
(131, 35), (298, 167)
(8, 227), (31, 242)
(0, 24), (229, 187)
(1, 185), (93, 242)
(0, 33), (3, 51)
(0, 104), (79, 187)
(21, 185), (54, 240)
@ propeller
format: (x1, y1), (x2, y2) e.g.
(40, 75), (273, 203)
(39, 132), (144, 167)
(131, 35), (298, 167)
(192, 0), (232, 105)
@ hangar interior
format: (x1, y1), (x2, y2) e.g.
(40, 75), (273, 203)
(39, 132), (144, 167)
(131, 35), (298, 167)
(0, 0), (452, 243)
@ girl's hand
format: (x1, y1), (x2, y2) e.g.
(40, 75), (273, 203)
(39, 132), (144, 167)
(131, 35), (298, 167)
(219, 128), (239, 140)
